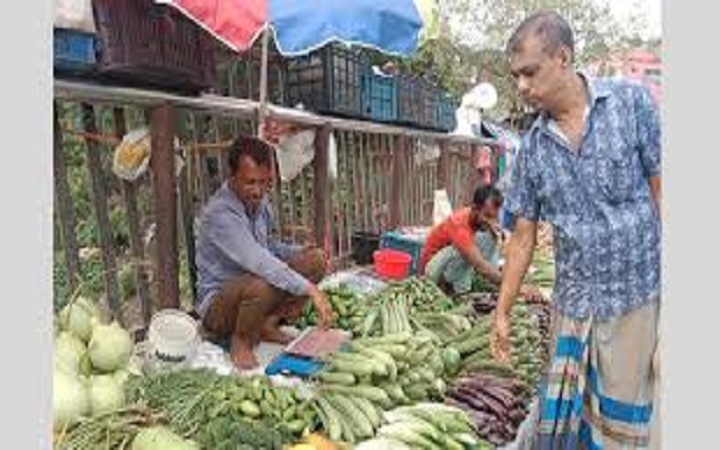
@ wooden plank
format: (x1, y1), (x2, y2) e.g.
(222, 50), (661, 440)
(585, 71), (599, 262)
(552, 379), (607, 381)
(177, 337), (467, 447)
(313, 123), (331, 252)
(54, 102), (83, 293)
(350, 132), (362, 234)
(437, 141), (449, 193)
(81, 103), (122, 320)
(149, 103), (180, 310)
(359, 133), (370, 232)
(368, 134), (383, 230)
(112, 107), (153, 326)
(345, 131), (357, 263)
(334, 133), (345, 263)
(342, 133), (353, 264)
(389, 136), (407, 229)
(298, 163), (310, 243)
(193, 114), (211, 204)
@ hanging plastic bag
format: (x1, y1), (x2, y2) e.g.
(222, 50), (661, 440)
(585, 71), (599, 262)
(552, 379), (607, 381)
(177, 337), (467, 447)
(414, 138), (440, 165)
(113, 127), (152, 182)
(276, 129), (316, 182)
(328, 132), (338, 180)
(432, 189), (453, 225)
(54, 0), (96, 33)
(113, 127), (182, 181)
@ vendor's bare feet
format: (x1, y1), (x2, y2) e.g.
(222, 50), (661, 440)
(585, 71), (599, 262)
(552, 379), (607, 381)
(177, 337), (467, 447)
(260, 320), (294, 345)
(230, 336), (258, 370)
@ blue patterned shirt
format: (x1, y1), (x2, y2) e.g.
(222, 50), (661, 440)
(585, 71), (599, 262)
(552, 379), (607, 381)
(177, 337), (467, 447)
(505, 75), (661, 320)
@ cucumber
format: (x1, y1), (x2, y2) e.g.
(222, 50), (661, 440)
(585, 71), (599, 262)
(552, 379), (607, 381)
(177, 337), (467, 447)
(326, 393), (374, 439)
(316, 396), (343, 441)
(318, 371), (357, 386)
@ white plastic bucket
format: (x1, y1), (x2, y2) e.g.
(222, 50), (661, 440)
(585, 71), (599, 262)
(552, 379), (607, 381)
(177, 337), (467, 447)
(147, 309), (200, 371)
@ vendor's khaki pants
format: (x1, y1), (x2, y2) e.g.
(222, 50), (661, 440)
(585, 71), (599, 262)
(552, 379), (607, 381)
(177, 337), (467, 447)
(202, 249), (326, 341)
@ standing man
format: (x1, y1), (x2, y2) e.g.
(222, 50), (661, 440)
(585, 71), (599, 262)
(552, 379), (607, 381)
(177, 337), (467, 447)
(195, 135), (334, 370)
(491, 12), (661, 450)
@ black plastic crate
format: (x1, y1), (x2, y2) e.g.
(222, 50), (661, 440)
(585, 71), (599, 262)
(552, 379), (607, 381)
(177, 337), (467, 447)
(420, 80), (440, 129)
(437, 90), (459, 132)
(351, 232), (381, 265)
(213, 41), (287, 105)
(54, 28), (98, 75)
(286, 44), (367, 118)
(396, 74), (425, 127)
(92, 0), (215, 95)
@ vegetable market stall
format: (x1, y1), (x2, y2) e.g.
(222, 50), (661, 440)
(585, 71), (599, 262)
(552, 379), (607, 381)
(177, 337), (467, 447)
(53, 243), (556, 449)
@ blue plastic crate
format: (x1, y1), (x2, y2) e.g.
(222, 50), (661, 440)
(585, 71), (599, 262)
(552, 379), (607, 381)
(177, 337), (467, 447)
(54, 28), (97, 73)
(362, 71), (398, 122)
(380, 231), (426, 275)
(437, 90), (459, 132)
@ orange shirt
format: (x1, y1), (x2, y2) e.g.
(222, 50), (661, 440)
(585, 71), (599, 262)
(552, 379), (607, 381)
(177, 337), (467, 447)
(419, 207), (476, 273)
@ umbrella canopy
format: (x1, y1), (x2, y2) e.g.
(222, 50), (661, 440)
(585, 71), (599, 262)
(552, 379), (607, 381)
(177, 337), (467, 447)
(157, 0), (434, 57)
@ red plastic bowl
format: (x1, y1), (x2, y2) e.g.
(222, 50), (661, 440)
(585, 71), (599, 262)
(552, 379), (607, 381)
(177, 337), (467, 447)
(373, 249), (412, 280)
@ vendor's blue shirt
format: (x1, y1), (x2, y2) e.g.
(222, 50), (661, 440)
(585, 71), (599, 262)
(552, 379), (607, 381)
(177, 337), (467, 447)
(504, 74), (661, 320)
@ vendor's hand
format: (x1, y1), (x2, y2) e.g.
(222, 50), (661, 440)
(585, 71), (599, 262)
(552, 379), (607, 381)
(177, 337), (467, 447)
(491, 310), (512, 364)
(519, 284), (546, 303)
(308, 285), (334, 329)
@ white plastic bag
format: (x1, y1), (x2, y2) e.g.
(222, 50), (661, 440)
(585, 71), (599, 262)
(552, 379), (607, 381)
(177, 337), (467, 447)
(113, 127), (152, 182)
(112, 127), (183, 182)
(414, 138), (441, 165)
(276, 129), (316, 182)
(54, 0), (96, 33)
(328, 132), (338, 180)
(432, 189), (453, 225)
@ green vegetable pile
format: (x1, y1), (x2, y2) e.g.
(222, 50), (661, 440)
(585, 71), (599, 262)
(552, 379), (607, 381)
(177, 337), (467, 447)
(295, 285), (372, 336)
(54, 406), (165, 450)
(54, 295), (137, 434)
(355, 403), (492, 450)
(449, 303), (545, 393)
(312, 330), (456, 443)
(126, 369), (315, 445)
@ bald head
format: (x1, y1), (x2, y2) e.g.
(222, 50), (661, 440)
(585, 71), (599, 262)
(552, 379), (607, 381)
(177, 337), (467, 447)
(507, 11), (575, 63)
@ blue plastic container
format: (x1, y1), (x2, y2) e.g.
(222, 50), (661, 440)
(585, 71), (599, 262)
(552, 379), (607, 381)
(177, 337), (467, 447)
(362, 71), (398, 122)
(54, 28), (97, 73)
(437, 90), (459, 132)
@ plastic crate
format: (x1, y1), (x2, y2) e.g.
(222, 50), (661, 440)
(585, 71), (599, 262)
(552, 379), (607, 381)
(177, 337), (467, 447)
(420, 80), (440, 129)
(362, 71), (398, 122)
(214, 41), (287, 105)
(286, 44), (367, 118)
(92, 0), (215, 94)
(437, 90), (459, 132)
(396, 74), (425, 127)
(380, 231), (426, 275)
(54, 28), (98, 74)
(351, 231), (381, 265)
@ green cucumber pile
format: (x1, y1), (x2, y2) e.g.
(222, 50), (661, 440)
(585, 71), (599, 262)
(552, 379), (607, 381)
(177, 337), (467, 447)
(312, 331), (455, 444)
(356, 403), (493, 449)
(296, 285), (372, 337)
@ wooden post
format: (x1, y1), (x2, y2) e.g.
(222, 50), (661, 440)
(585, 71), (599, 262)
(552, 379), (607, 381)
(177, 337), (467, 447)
(53, 102), (82, 293)
(313, 123), (331, 252)
(112, 107), (153, 326)
(465, 144), (483, 204)
(81, 103), (122, 320)
(389, 135), (407, 229)
(149, 103), (179, 309)
(437, 141), (449, 193)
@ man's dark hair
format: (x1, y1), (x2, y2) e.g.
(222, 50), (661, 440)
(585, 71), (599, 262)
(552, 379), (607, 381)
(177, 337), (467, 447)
(227, 135), (273, 174)
(506, 11), (575, 62)
(473, 185), (503, 209)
